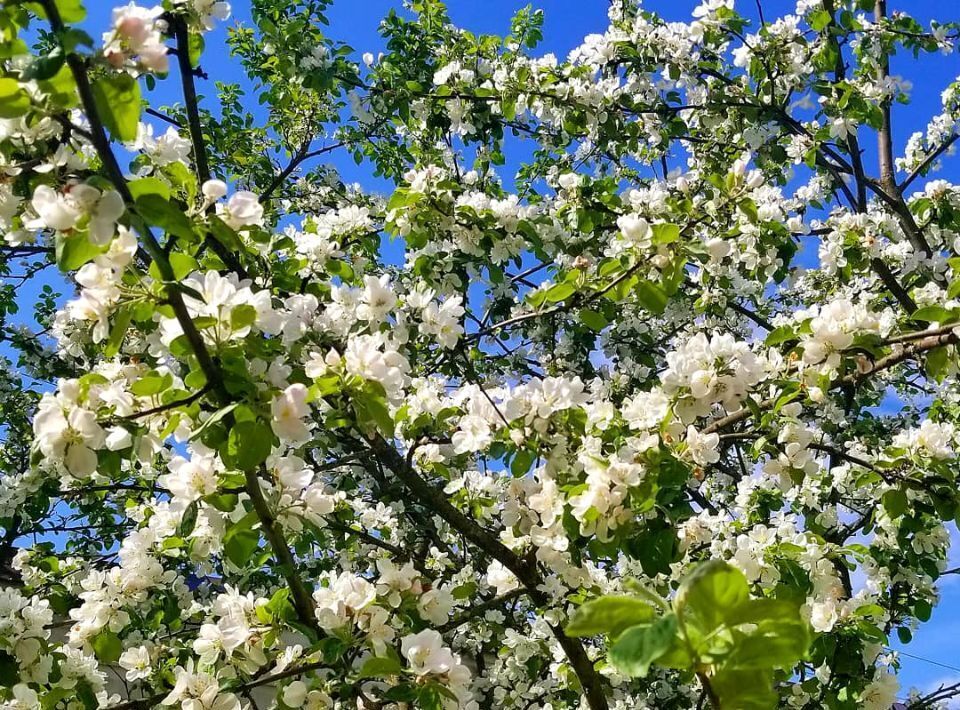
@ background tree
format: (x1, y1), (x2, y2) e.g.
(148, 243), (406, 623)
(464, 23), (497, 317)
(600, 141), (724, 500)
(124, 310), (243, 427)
(0, 0), (959, 708)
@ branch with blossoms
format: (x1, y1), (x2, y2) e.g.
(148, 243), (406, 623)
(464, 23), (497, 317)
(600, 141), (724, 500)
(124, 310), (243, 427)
(4, 1), (960, 710)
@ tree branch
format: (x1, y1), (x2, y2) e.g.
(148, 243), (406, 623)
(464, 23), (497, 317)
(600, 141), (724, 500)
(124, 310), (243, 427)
(170, 13), (248, 278)
(44, 0), (318, 637)
(365, 433), (610, 710)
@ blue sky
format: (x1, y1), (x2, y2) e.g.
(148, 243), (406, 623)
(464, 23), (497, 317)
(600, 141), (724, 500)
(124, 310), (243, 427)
(15, 0), (960, 701)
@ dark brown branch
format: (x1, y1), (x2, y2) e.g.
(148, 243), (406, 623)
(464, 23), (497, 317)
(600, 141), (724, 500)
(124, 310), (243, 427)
(438, 589), (525, 633)
(169, 14), (248, 278)
(365, 433), (609, 710)
(901, 134), (958, 191)
(704, 329), (958, 435)
(43, 0), (319, 638)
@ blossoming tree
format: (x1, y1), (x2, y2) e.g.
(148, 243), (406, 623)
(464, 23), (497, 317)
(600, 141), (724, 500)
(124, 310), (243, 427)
(1, 0), (960, 707)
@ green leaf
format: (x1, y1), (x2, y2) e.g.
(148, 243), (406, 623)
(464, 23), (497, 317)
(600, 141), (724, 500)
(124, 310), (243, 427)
(230, 304), (258, 331)
(511, 448), (535, 477)
(203, 492), (238, 512)
(910, 305), (955, 324)
(169, 252), (199, 281)
(724, 626), (807, 670)
(882, 488), (908, 518)
(76, 680), (99, 710)
(104, 306), (133, 358)
(545, 281), (576, 303)
(38, 64), (78, 108)
(809, 8), (832, 31)
(579, 309), (608, 332)
(724, 600), (809, 669)
(0, 78), (30, 118)
(925, 346), (949, 383)
(452, 581), (477, 600)
(358, 655), (403, 679)
(189, 402), (238, 441)
(608, 614), (678, 677)
(651, 223), (680, 245)
(661, 255), (687, 296)
(223, 511), (260, 567)
(91, 630), (122, 664)
(739, 199), (759, 223)
(208, 215), (244, 253)
(20, 47), (65, 82)
(135, 194), (195, 240)
(675, 560), (750, 639)
(710, 668), (778, 710)
(264, 588), (294, 622)
(627, 525), (677, 576)
(55, 233), (103, 271)
(0, 651), (17, 687)
(188, 32), (204, 68)
(327, 259), (355, 281)
(41, 688), (74, 709)
(633, 280), (668, 314)
(353, 388), (395, 437)
(27, 0), (87, 22)
(129, 177), (171, 201)
(224, 421), (273, 471)
(566, 595), (656, 638)
(130, 372), (172, 396)
(91, 74), (141, 142)
(178, 499), (199, 537)
(764, 325), (798, 347)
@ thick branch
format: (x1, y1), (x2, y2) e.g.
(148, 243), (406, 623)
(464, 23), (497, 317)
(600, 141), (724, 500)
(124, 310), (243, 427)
(704, 329), (958, 435)
(366, 434), (610, 710)
(170, 14), (247, 277)
(44, 0), (318, 636)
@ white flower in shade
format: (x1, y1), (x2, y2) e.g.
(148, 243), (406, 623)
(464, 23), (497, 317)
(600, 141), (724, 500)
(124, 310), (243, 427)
(282, 681), (308, 707)
(357, 274), (397, 322)
(808, 599), (839, 633)
(218, 191), (264, 230)
(104, 427), (133, 451)
(685, 426), (720, 466)
(33, 398), (106, 477)
(202, 179), (229, 201)
(102, 3), (169, 73)
(271, 383), (312, 443)
(342, 333), (410, 401)
(892, 419), (956, 459)
(119, 646), (151, 681)
(860, 669), (898, 710)
(616, 213), (651, 248)
(417, 586), (455, 624)
(313, 572), (377, 630)
(6, 685), (40, 710)
(274, 455), (312, 490)
(192, 623), (232, 665)
(829, 117), (856, 141)
(452, 414), (492, 454)
(623, 389), (671, 431)
(303, 484), (337, 522)
(401, 629), (457, 676)
(158, 454), (219, 503)
(140, 125), (192, 167)
(31, 184), (81, 231)
(420, 296), (465, 349)
(176, 0), (232, 30)
(31, 184), (124, 245)
(485, 559), (519, 596)
(162, 662), (240, 710)
(376, 559), (420, 606)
